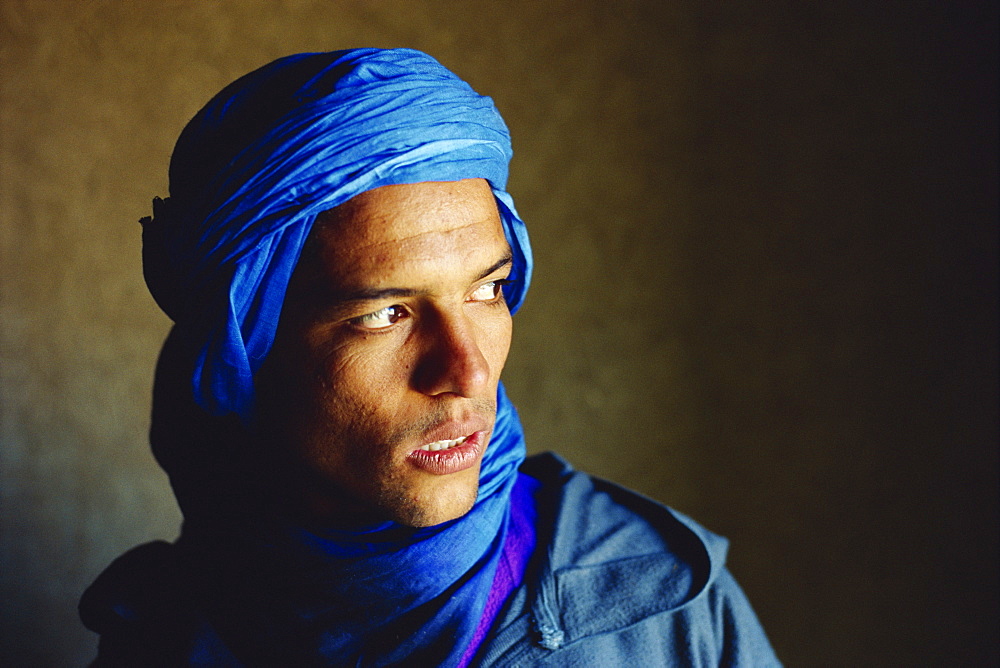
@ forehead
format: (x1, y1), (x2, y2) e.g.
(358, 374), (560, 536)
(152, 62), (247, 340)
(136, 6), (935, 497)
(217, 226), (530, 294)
(302, 179), (508, 288)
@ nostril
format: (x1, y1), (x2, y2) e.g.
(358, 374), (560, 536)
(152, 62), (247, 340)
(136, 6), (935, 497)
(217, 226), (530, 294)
(414, 325), (490, 398)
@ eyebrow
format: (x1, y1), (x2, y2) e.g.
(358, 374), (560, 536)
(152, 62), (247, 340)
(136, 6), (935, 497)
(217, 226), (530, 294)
(335, 252), (514, 303)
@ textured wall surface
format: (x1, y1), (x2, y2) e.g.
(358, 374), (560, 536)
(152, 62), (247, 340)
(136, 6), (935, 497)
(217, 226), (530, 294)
(1, 1), (997, 665)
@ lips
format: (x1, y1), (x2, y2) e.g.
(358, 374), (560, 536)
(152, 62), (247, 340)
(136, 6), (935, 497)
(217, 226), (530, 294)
(407, 429), (487, 475)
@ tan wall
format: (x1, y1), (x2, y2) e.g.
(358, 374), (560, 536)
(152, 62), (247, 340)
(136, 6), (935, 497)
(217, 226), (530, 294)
(1, 1), (996, 664)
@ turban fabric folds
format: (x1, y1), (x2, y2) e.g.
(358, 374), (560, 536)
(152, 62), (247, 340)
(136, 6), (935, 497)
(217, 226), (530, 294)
(141, 49), (532, 665)
(144, 48), (530, 418)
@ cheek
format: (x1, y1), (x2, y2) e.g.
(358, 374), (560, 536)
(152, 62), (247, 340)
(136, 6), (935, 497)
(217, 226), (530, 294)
(310, 339), (410, 429)
(482, 310), (513, 377)
(296, 353), (400, 470)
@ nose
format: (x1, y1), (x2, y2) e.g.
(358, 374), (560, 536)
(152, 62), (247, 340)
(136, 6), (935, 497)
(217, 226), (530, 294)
(413, 310), (491, 398)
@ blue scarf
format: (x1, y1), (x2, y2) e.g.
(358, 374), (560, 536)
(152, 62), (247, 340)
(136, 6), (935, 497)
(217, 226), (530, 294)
(142, 49), (532, 666)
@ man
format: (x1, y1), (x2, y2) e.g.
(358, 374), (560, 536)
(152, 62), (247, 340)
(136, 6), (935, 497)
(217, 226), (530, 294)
(81, 49), (780, 666)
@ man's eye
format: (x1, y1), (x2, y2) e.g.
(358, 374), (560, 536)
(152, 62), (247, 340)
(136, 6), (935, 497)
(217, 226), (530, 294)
(469, 280), (509, 303)
(353, 305), (407, 330)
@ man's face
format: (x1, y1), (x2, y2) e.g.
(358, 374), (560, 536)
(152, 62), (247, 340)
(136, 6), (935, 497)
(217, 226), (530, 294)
(255, 178), (513, 528)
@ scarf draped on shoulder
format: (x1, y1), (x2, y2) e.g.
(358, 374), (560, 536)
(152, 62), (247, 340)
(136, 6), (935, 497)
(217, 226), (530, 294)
(139, 49), (533, 666)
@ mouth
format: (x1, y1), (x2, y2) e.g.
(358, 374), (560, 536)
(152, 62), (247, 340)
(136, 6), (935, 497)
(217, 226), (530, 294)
(407, 430), (486, 475)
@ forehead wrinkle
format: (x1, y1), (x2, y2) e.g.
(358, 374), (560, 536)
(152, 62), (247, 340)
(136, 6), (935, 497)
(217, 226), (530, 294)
(365, 218), (499, 261)
(320, 216), (504, 283)
(299, 179), (507, 299)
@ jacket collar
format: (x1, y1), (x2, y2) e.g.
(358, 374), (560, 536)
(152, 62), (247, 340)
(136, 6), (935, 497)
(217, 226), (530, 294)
(519, 453), (727, 650)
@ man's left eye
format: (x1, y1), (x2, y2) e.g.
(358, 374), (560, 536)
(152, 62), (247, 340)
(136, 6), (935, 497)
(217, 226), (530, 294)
(469, 280), (507, 303)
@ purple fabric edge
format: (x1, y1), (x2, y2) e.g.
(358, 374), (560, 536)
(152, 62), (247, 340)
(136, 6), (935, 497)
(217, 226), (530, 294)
(457, 472), (540, 667)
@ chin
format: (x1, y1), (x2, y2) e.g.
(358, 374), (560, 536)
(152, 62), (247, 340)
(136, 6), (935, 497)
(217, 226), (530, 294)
(386, 473), (480, 528)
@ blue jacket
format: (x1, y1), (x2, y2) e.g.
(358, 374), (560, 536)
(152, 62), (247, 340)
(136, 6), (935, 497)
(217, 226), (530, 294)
(475, 453), (781, 666)
(81, 453), (779, 666)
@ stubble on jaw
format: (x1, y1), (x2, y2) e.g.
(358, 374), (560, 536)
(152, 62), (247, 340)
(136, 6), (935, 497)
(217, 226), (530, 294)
(268, 449), (483, 529)
(373, 467), (481, 528)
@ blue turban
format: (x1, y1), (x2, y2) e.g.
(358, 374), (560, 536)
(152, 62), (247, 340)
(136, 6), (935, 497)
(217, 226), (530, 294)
(141, 49), (533, 665)
(144, 48), (530, 418)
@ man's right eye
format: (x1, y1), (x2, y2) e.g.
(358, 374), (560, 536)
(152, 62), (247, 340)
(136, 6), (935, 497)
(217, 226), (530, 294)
(352, 305), (407, 330)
